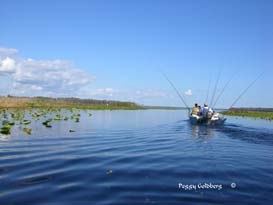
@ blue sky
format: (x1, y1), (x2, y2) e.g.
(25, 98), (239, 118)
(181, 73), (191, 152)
(0, 0), (272, 107)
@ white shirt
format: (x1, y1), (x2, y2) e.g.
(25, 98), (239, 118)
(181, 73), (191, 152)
(202, 106), (209, 116)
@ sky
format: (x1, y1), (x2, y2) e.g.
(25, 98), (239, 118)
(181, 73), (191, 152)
(0, 0), (273, 107)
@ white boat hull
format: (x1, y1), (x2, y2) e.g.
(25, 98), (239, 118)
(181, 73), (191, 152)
(189, 113), (226, 125)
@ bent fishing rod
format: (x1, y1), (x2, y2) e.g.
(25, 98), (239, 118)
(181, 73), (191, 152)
(204, 78), (211, 105)
(212, 74), (234, 108)
(161, 72), (191, 112)
(210, 69), (221, 107)
(229, 72), (264, 109)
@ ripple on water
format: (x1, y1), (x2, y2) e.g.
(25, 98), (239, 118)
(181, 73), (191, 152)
(0, 110), (273, 205)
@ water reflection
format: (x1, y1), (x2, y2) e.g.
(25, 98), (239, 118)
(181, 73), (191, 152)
(15, 175), (52, 187)
(189, 124), (215, 138)
(0, 110), (273, 205)
(0, 134), (11, 142)
(188, 122), (273, 147)
(217, 124), (273, 146)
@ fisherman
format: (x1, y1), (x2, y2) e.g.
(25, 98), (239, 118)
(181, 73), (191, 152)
(191, 103), (199, 115)
(202, 104), (209, 118)
(198, 105), (203, 116)
(207, 107), (214, 119)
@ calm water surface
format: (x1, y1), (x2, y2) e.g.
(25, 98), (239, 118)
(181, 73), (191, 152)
(1, 110), (273, 205)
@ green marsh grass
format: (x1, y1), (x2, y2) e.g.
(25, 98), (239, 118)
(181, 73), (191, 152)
(221, 110), (273, 121)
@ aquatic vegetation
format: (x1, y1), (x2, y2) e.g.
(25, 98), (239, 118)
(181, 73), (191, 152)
(2, 120), (16, 126)
(8, 122), (15, 126)
(2, 110), (8, 119)
(32, 112), (41, 118)
(0, 108), (91, 135)
(23, 120), (31, 125)
(221, 110), (273, 121)
(54, 114), (62, 121)
(42, 119), (52, 128)
(11, 111), (24, 121)
(23, 127), (32, 135)
(45, 124), (52, 128)
(0, 125), (11, 135)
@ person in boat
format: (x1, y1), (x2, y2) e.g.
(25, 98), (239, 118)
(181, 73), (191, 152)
(191, 103), (199, 115)
(202, 104), (209, 118)
(198, 105), (203, 116)
(203, 104), (214, 119)
(207, 107), (214, 119)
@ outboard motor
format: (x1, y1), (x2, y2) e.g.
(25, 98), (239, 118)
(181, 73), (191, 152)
(207, 111), (213, 119)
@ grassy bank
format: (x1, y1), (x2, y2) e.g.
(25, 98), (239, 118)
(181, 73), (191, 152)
(0, 96), (144, 135)
(0, 96), (145, 110)
(221, 110), (273, 121)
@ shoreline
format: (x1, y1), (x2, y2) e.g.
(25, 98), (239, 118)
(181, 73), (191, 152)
(0, 96), (145, 110)
(221, 110), (273, 121)
(0, 96), (186, 110)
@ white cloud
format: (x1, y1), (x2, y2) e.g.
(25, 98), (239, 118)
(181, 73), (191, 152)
(0, 47), (18, 55)
(184, 89), (192, 96)
(0, 47), (94, 96)
(0, 57), (17, 74)
(13, 58), (93, 89)
(31, 85), (43, 91)
(0, 47), (178, 105)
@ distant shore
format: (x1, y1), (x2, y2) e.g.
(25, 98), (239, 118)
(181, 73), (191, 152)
(221, 108), (273, 121)
(0, 96), (144, 110)
(0, 96), (191, 110)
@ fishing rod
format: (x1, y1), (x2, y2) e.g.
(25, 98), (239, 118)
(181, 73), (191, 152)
(204, 78), (211, 104)
(161, 72), (190, 111)
(229, 72), (264, 109)
(210, 69), (221, 107)
(212, 74), (234, 108)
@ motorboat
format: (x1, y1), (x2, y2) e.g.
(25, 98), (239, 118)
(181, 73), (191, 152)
(189, 112), (226, 125)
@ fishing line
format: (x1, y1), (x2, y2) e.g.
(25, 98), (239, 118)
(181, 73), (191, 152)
(213, 74), (235, 108)
(229, 72), (264, 109)
(204, 78), (211, 104)
(161, 72), (190, 111)
(210, 69), (222, 107)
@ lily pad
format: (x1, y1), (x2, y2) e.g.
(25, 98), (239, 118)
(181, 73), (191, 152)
(42, 120), (52, 128)
(0, 125), (11, 135)
(54, 114), (61, 121)
(8, 122), (15, 126)
(23, 127), (32, 135)
(23, 120), (31, 125)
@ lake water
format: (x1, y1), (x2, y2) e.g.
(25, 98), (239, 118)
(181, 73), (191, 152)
(1, 110), (273, 205)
